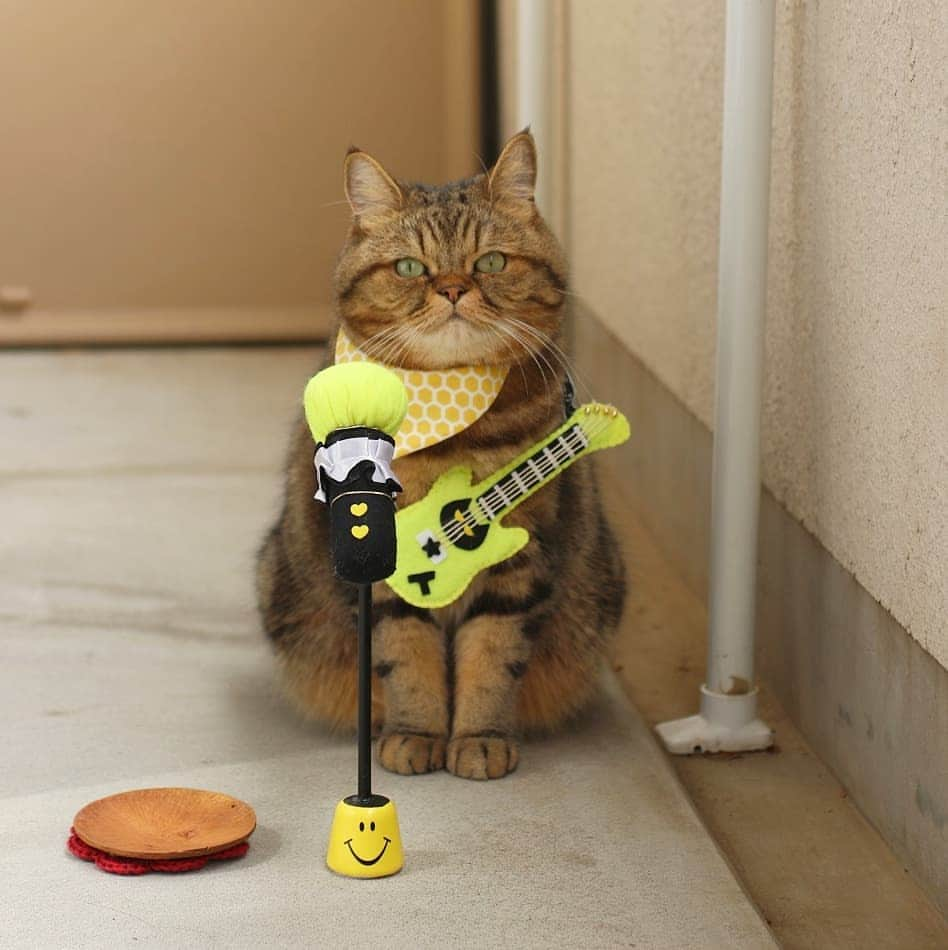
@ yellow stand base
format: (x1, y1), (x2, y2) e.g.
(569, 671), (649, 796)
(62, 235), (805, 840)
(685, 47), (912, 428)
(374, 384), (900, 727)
(326, 795), (404, 879)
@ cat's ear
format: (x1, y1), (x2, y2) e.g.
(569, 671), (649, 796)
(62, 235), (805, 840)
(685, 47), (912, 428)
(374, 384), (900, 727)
(344, 148), (403, 221)
(488, 129), (537, 205)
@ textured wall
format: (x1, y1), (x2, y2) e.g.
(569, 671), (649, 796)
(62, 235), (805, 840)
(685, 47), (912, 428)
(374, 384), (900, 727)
(567, 0), (947, 667)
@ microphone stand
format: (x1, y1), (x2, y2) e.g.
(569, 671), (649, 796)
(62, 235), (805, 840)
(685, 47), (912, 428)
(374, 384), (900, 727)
(357, 583), (373, 802)
(317, 426), (405, 878)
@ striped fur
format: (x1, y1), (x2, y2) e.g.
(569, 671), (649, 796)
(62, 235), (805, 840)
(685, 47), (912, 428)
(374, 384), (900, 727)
(256, 132), (625, 780)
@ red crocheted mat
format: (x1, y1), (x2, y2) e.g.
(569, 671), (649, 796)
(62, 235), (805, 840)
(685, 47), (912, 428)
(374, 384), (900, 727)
(68, 828), (249, 876)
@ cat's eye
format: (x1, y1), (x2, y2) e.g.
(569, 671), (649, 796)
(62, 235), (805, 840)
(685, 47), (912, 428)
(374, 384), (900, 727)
(474, 251), (506, 274)
(395, 257), (426, 278)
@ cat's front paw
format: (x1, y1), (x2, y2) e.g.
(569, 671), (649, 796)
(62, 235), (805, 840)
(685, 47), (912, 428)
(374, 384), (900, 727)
(446, 735), (519, 780)
(377, 733), (446, 775)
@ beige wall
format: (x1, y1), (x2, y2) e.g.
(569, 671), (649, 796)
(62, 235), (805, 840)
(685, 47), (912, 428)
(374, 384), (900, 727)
(0, 0), (478, 332)
(567, 1), (947, 667)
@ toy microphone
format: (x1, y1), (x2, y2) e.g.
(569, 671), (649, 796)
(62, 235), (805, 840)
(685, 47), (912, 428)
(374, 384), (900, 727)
(302, 361), (409, 879)
(304, 363), (408, 583)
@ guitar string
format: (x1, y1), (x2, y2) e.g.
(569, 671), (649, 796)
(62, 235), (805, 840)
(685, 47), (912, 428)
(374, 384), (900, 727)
(440, 427), (589, 543)
(438, 421), (608, 545)
(471, 438), (583, 529)
(479, 428), (588, 514)
(435, 414), (617, 545)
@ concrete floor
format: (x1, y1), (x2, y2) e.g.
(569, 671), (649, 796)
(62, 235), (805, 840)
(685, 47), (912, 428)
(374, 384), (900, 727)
(607, 491), (948, 949)
(0, 346), (775, 950)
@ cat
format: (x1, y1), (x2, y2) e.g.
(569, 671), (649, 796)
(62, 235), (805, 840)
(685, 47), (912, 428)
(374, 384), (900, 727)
(256, 131), (625, 780)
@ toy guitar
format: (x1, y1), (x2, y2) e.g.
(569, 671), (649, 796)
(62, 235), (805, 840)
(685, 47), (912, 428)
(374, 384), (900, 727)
(386, 403), (630, 608)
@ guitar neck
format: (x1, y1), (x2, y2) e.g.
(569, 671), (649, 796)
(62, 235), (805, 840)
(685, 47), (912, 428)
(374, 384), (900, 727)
(472, 419), (590, 522)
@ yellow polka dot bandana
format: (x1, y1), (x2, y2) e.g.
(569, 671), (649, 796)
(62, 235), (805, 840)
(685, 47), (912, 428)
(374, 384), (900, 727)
(335, 328), (509, 458)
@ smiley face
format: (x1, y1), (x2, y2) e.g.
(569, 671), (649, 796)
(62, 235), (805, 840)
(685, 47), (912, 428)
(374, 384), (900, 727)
(326, 797), (404, 879)
(344, 818), (391, 866)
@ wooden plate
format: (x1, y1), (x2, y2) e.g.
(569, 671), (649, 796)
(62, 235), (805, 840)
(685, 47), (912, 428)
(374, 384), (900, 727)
(73, 787), (256, 860)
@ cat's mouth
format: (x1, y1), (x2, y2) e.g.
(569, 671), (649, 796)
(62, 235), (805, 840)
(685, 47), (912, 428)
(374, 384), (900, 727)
(417, 317), (511, 370)
(345, 308), (532, 373)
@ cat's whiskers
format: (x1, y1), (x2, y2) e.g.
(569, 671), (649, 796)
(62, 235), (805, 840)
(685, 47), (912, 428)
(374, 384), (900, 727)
(380, 311), (440, 369)
(491, 320), (554, 396)
(358, 318), (423, 359)
(481, 322), (530, 393)
(496, 319), (559, 387)
(386, 324), (427, 369)
(550, 287), (588, 301)
(502, 316), (596, 403)
(461, 302), (535, 375)
(355, 311), (583, 410)
(360, 325), (409, 363)
(365, 326), (412, 366)
(363, 313), (435, 367)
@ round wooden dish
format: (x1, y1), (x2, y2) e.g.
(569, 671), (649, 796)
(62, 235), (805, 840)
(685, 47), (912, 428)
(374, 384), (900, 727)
(73, 787), (256, 860)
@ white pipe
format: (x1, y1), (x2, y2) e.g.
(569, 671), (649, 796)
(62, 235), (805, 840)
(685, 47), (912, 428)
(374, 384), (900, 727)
(516, 0), (553, 216)
(657, 0), (776, 754)
(707, 0), (775, 696)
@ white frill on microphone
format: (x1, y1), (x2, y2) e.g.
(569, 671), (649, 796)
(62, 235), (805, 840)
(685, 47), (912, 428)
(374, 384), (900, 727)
(312, 435), (399, 503)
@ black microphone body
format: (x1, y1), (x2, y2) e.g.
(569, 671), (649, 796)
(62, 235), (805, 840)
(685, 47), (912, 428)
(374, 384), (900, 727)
(314, 426), (402, 584)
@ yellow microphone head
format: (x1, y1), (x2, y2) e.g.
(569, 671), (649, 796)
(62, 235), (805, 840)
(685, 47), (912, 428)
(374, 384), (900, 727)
(303, 362), (409, 445)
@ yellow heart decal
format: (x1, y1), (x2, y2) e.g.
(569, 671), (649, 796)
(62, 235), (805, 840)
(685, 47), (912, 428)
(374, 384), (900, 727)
(351, 524), (369, 540)
(349, 502), (368, 517)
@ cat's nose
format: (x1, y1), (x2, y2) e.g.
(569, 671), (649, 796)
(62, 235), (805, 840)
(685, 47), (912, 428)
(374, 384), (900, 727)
(437, 284), (468, 304)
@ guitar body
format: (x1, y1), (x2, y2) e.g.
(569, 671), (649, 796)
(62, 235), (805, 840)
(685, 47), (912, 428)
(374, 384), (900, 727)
(385, 403), (630, 609)
(387, 466), (529, 608)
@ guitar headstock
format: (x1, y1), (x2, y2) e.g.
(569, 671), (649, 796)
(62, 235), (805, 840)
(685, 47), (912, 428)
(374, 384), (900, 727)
(571, 402), (630, 452)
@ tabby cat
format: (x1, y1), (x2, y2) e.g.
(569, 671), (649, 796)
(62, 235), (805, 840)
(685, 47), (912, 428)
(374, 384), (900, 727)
(256, 131), (625, 780)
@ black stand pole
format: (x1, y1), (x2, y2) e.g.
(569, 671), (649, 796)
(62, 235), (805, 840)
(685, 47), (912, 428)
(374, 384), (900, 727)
(357, 583), (372, 802)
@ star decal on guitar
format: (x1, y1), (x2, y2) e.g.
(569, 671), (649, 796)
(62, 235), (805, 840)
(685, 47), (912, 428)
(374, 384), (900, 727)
(415, 529), (447, 564)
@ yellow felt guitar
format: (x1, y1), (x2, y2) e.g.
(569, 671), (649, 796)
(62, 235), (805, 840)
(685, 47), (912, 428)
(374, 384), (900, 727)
(386, 403), (630, 608)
